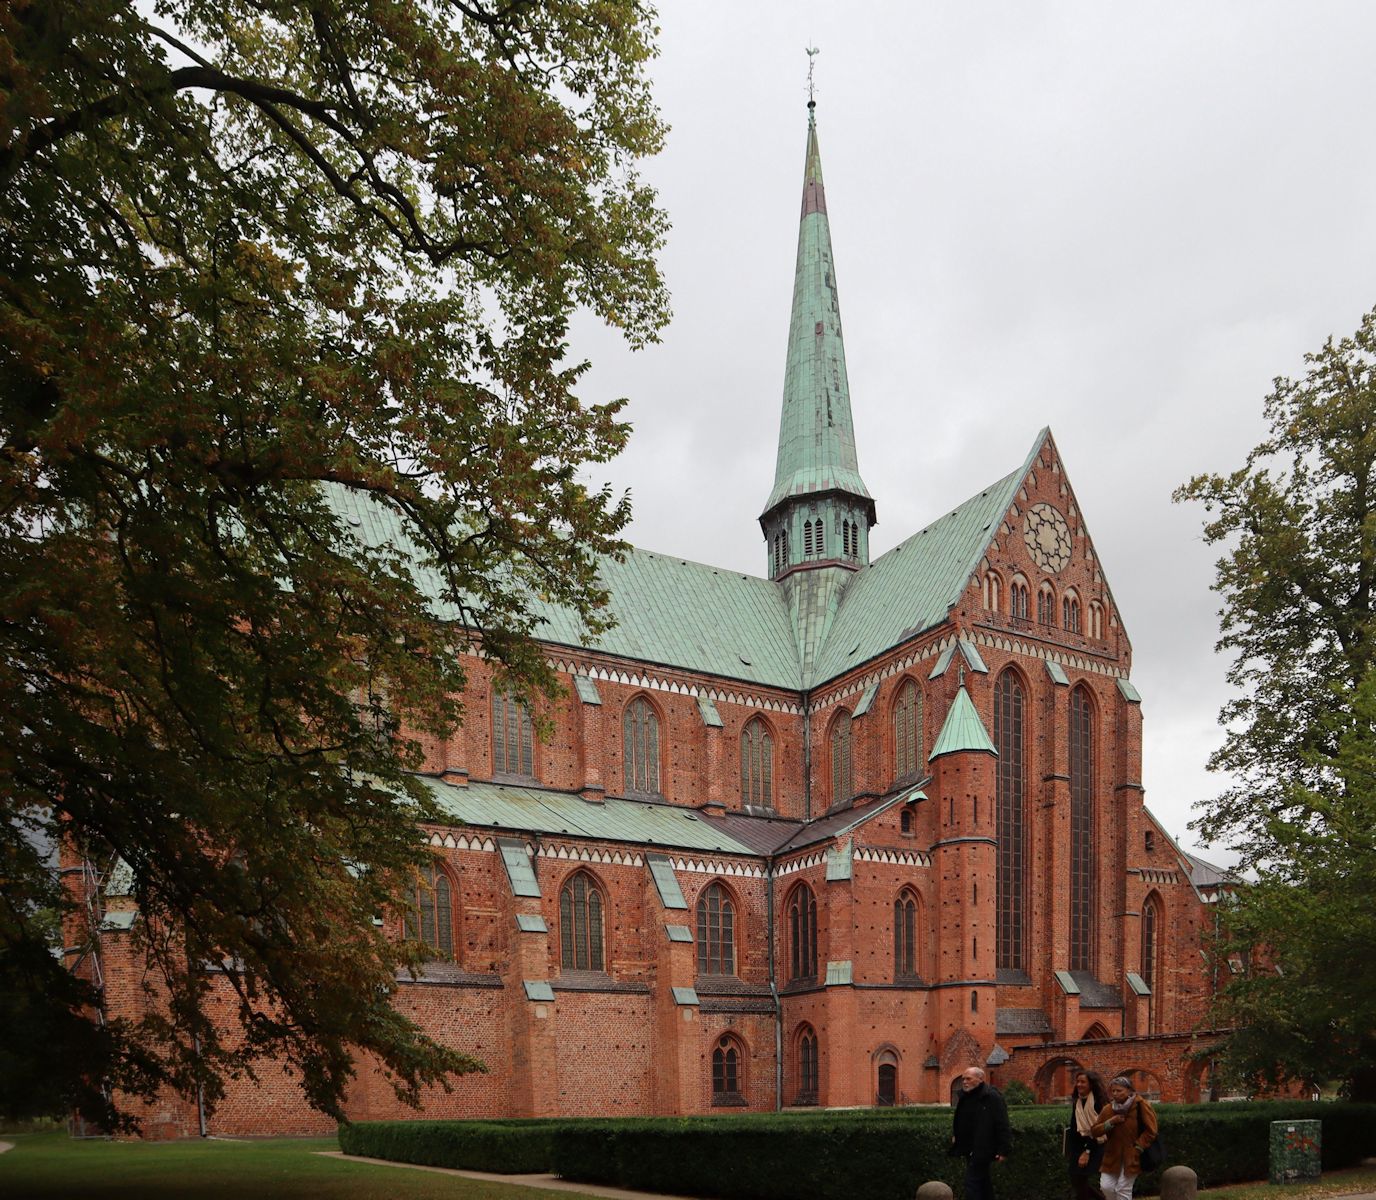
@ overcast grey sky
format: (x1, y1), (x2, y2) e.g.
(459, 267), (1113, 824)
(566, 1), (1376, 865)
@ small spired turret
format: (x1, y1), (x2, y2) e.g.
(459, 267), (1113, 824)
(759, 92), (877, 681)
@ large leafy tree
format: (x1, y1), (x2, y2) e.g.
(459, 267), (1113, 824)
(0, 0), (668, 1128)
(1176, 306), (1376, 1098)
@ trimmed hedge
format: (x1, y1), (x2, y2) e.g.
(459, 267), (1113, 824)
(338, 1117), (569, 1173)
(341, 1102), (1376, 1200)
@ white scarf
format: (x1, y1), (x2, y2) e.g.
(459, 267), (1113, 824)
(1074, 1093), (1100, 1137)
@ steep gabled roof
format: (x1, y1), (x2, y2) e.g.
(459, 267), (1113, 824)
(808, 431), (1046, 684)
(330, 486), (803, 690)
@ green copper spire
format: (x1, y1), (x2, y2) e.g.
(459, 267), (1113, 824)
(760, 102), (875, 583)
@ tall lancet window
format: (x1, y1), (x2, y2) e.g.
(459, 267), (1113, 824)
(893, 680), (923, 783)
(994, 670), (1026, 973)
(623, 697), (660, 795)
(1069, 686), (1096, 971)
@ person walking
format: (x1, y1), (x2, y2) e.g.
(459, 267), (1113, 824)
(1065, 1069), (1108, 1200)
(1091, 1075), (1158, 1200)
(949, 1065), (1012, 1200)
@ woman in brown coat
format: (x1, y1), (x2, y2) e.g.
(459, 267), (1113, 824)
(1090, 1075), (1158, 1200)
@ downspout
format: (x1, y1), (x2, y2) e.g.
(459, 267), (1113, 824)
(801, 689), (813, 821)
(766, 860), (782, 1110)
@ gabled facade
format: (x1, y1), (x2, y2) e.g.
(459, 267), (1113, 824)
(93, 102), (1230, 1136)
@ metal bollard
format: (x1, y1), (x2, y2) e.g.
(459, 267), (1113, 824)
(1160, 1164), (1198, 1200)
(915, 1184), (954, 1200)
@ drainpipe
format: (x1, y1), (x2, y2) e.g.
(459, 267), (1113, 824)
(801, 690), (813, 821)
(766, 862), (783, 1110)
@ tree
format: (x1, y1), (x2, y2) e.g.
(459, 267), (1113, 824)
(0, 0), (668, 1129)
(1176, 305), (1376, 1098)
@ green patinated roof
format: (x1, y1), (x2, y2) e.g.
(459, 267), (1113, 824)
(330, 486), (804, 689)
(929, 685), (997, 761)
(419, 776), (761, 855)
(808, 430), (1047, 683)
(329, 430), (1047, 694)
(761, 107), (872, 522)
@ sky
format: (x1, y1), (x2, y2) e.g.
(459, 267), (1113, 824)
(565, 1), (1376, 866)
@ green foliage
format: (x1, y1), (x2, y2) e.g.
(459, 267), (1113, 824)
(1176, 306), (1376, 1099)
(343, 1104), (1376, 1200)
(1001, 1079), (1036, 1106)
(0, 0), (668, 1130)
(338, 1117), (568, 1173)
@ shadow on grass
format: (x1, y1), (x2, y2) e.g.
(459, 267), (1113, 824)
(0, 1132), (606, 1200)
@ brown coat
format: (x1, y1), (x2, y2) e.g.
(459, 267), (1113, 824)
(1091, 1096), (1158, 1176)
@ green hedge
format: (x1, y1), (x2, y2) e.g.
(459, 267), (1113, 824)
(341, 1102), (1376, 1199)
(338, 1117), (568, 1174)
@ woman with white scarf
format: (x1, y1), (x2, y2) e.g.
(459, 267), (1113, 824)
(1065, 1069), (1108, 1200)
(1090, 1075), (1158, 1200)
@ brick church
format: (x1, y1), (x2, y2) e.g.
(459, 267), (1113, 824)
(97, 102), (1232, 1136)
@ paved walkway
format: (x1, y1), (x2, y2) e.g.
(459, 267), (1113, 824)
(324, 1153), (1376, 1200)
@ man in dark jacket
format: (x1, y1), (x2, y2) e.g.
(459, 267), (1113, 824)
(949, 1066), (1012, 1200)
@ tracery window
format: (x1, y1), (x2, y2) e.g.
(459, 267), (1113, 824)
(894, 889), (919, 978)
(893, 679), (923, 783)
(796, 1026), (819, 1103)
(696, 882), (736, 976)
(787, 883), (818, 981)
(983, 570), (1002, 613)
(559, 871), (605, 972)
(1069, 686), (1096, 971)
(404, 861), (455, 960)
(1010, 575), (1030, 620)
(1063, 590), (1081, 634)
(830, 710), (853, 805)
(1037, 582), (1056, 625)
(712, 1034), (745, 1103)
(492, 688), (534, 779)
(740, 717), (774, 809)
(623, 696), (660, 794)
(994, 670), (1026, 972)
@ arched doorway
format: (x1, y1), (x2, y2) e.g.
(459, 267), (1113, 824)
(875, 1047), (900, 1107)
(1033, 1055), (1086, 1103)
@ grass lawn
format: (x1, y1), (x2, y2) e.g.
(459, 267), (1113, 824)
(0, 1131), (612, 1200)
(4, 1130), (1375, 1200)
(1199, 1164), (1376, 1198)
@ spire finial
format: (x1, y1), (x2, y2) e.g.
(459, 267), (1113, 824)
(806, 46), (819, 108)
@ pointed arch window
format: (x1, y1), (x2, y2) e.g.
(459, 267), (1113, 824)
(1037, 582), (1056, 625)
(623, 697), (660, 795)
(983, 571), (1003, 613)
(995, 670), (1026, 973)
(1088, 600), (1104, 639)
(894, 889), (919, 979)
(740, 717), (774, 809)
(1063, 590), (1081, 634)
(559, 871), (605, 972)
(788, 883), (818, 981)
(803, 519), (819, 558)
(711, 1034), (745, 1104)
(830, 710), (853, 805)
(772, 530), (789, 576)
(796, 1026), (819, 1104)
(1010, 575), (1030, 621)
(696, 882), (736, 976)
(1141, 892), (1162, 1005)
(893, 680), (923, 783)
(1069, 686), (1096, 971)
(404, 861), (455, 960)
(492, 688), (534, 779)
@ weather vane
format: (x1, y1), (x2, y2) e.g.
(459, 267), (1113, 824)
(806, 45), (819, 105)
